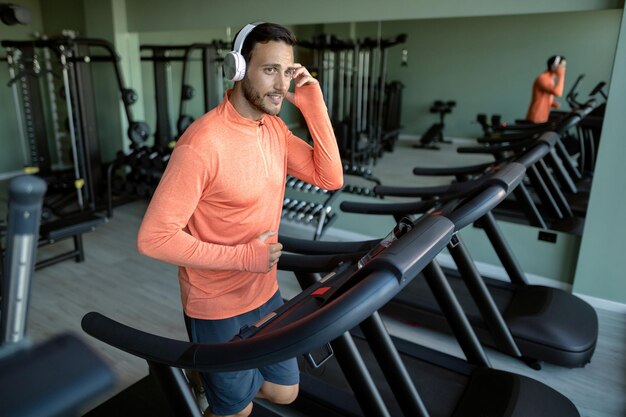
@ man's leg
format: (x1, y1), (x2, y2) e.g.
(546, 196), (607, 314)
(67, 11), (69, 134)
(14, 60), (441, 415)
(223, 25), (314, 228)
(187, 291), (299, 415)
(255, 291), (300, 405)
(257, 381), (299, 404)
(186, 313), (265, 417)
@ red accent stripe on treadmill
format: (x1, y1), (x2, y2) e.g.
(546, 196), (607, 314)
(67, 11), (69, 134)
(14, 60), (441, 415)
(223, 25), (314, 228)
(311, 287), (331, 296)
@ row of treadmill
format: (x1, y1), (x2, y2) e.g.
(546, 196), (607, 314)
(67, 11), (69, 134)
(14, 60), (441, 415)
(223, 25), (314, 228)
(82, 99), (601, 416)
(1, 99), (602, 416)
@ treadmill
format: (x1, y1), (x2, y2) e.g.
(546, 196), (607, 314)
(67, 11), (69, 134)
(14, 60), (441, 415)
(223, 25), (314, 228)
(81, 167), (580, 417)
(0, 175), (115, 417)
(295, 149), (598, 369)
(458, 105), (599, 233)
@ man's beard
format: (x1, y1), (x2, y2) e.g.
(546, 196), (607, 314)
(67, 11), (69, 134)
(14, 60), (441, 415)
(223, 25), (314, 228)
(242, 78), (282, 116)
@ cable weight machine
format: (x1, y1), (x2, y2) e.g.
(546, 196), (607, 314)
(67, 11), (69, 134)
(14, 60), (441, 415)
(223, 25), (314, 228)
(2, 35), (148, 268)
(299, 33), (406, 193)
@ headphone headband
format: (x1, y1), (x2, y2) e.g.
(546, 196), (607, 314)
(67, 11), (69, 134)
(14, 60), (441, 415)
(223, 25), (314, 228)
(233, 21), (264, 54)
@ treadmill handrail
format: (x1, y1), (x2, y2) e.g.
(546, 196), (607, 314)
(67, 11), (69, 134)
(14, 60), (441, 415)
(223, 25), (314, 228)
(82, 216), (454, 373)
(279, 234), (380, 255)
(340, 197), (441, 215)
(514, 133), (556, 167)
(412, 161), (495, 177)
(82, 270), (401, 373)
(278, 252), (365, 272)
(373, 166), (505, 199)
(341, 162), (525, 223)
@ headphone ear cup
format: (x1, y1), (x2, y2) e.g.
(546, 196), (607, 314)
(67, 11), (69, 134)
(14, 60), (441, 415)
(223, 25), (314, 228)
(232, 52), (247, 82)
(223, 51), (246, 82)
(223, 52), (238, 81)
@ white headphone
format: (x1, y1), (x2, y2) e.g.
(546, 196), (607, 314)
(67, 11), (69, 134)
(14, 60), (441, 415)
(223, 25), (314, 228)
(223, 22), (264, 82)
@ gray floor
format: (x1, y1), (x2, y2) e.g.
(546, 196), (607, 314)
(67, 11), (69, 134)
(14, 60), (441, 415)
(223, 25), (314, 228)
(8, 138), (626, 416)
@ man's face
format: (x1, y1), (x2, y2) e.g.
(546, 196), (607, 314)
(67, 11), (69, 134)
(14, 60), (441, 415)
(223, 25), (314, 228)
(241, 41), (295, 117)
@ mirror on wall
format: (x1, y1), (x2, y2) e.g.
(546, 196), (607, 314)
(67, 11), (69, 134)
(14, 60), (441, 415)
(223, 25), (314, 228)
(287, 10), (617, 239)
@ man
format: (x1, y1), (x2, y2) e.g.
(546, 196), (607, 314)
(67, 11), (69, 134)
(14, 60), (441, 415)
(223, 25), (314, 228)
(137, 22), (343, 417)
(525, 55), (567, 123)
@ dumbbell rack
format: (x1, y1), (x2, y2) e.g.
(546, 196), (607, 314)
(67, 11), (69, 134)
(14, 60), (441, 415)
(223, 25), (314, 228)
(341, 164), (383, 198)
(106, 144), (173, 216)
(281, 175), (342, 240)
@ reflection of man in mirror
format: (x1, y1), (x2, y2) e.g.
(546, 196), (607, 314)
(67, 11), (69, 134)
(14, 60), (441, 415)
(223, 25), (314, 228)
(525, 55), (567, 123)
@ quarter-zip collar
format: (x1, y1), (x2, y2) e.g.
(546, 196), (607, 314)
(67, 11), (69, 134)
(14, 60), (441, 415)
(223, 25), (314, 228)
(218, 89), (271, 177)
(218, 89), (268, 133)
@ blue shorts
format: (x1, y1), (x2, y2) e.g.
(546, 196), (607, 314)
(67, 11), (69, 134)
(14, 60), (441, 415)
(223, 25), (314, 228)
(185, 290), (299, 415)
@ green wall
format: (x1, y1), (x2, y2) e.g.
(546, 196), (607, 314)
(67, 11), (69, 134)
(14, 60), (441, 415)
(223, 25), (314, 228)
(40, 0), (85, 35)
(123, 0), (623, 32)
(574, 7), (626, 304)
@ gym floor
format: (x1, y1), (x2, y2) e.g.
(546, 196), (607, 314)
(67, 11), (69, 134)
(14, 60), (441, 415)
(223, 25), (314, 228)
(13, 137), (626, 417)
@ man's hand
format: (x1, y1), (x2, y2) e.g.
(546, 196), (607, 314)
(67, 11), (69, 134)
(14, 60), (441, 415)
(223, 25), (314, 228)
(257, 231), (282, 271)
(286, 63), (318, 105)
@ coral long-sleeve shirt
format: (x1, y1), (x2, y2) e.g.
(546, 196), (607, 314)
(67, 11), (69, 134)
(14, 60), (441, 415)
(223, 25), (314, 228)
(137, 84), (343, 319)
(526, 69), (565, 123)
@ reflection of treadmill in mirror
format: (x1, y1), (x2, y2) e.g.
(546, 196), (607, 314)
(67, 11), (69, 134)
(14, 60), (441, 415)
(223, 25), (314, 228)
(279, 166), (580, 417)
(336, 144), (598, 370)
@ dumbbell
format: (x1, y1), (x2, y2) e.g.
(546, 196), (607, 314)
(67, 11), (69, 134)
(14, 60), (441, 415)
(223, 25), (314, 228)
(153, 152), (171, 171)
(360, 187), (374, 196)
(281, 198), (292, 214)
(140, 147), (163, 169)
(282, 199), (300, 217)
(287, 201), (309, 220)
(294, 202), (316, 222)
(305, 204), (325, 223)
(127, 146), (150, 168)
(293, 180), (306, 191)
(286, 177), (298, 188)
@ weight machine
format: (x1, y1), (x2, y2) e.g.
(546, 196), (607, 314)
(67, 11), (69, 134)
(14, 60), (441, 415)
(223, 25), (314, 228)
(2, 35), (148, 268)
(177, 41), (230, 136)
(412, 100), (456, 150)
(299, 33), (406, 186)
(109, 41), (229, 202)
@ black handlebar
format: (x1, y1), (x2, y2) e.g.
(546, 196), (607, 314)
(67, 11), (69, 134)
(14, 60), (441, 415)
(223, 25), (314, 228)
(82, 216), (454, 373)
